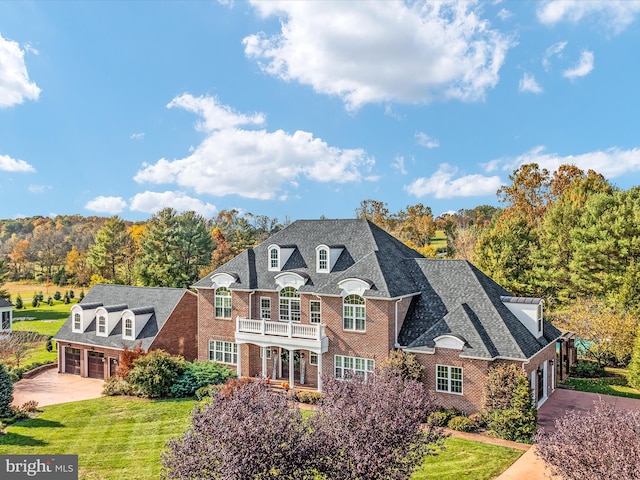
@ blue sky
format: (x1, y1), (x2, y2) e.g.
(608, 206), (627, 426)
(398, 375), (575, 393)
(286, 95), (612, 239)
(1, 1), (640, 222)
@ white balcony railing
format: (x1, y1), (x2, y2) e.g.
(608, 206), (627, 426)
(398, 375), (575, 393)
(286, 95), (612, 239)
(236, 317), (325, 341)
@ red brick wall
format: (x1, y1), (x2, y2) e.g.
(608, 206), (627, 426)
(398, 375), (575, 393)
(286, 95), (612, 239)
(522, 340), (557, 405)
(150, 291), (198, 361)
(197, 288), (237, 362)
(60, 343), (121, 381)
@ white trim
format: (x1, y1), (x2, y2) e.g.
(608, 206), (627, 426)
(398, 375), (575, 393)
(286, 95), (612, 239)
(260, 296), (271, 320)
(214, 286), (232, 319)
(275, 272), (307, 290)
(310, 300), (321, 324)
(334, 354), (375, 380)
(434, 335), (465, 350)
(316, 245), (330, 273)
(208, 340), (238, 365)
(268, 245), (280, 271)
(338, 278), (371, 297)
(436, 364), (463, 395)
(209, 272), (236, 289)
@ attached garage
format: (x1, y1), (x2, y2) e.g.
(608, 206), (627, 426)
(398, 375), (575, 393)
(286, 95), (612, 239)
(64, 347), (81, 375)
(87, 351), (105, 379)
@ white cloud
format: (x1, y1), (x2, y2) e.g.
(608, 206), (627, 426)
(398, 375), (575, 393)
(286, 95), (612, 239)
(135, 94), (375, 200)
(497, 8), (512, 21)
(130, 133), (145, 140)
(0, 153), (36, 172)
(129, 191), (217, 217)
(243, 1), (513, 110)
(28, 184), (51, 194)
(563, 50), (594, 79)
(85, 196), (127, 215)
(487, 145), (640, 179)
(392, 156), (407, 175)
(537, 0), (640, 33)
(0, 33), (41, 108)
(415, 132), (440, 149)
(405, 163), (502, 199)
(542, 41), (567, 70)
(519, 73), (543, 93)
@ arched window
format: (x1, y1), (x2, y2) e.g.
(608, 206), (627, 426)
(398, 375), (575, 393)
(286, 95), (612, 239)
(97, 315), (106, 334)
(73, 313), (81, 331)
(317, 247), (328, 272)
(343, 294), (365, 331)
(215, 287), (232, 318)
(279, 287), (300, 322)
(124, 318), (133, 338)
(270, 247), (279, 270)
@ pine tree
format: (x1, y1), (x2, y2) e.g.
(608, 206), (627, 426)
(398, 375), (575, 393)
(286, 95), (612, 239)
(0, 364), (14, 417)
(627, 329), (640, 390)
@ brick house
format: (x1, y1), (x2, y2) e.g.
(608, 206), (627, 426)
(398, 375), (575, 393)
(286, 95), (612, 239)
(54, 284), (197, 380)
(194, 219), (565, 413)
(0, 297), (13, 332)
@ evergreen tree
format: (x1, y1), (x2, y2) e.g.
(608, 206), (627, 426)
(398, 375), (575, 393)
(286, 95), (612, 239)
(88, 216), (134, 284)
(627, 329), (640, 390)
(0, 363), (13, 417)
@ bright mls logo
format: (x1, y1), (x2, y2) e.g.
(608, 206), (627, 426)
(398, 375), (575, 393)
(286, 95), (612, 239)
(1, 455), (78, 479)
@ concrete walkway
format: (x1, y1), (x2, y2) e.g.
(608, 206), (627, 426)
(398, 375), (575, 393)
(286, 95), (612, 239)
(12, 367), (104, 407)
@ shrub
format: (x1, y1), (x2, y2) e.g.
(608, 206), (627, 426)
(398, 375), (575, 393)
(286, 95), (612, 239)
(535, 402), (640, 480)
(116, 343), (145, 379)
(103, 376), (137, 396)
(427, 411), (449, 427)
(79, 291), (84, 301)
(0, 364), (13, 417)
(468, 413), (486, 430)
(47, 297), (53, 306)
(571, 360), (605, 378)
(485, 375), (537, 443)
(447, 415), (476, 432)
(628, 330), (640, 390)
(15, 294), (23, 309)
(378, 349), (425, 381)
(483, 363), (522, 410)
(127, 350), (186, 398)
(170, 361), (236, 398)
(217, 377), (253, 399)
(294, 390), (323, 405)
(17, 400), (38, 413)
(53, 291), (61, 301)
(31, 297), (38, 308)
(69, 290), (75, 299)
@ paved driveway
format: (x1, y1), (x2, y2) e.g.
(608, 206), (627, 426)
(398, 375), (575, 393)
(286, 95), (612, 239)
(12, 367), (104, 407)
(496, 388), (640, 480)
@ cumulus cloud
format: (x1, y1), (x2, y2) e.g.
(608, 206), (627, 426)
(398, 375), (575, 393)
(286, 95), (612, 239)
(497, 8), (512, 21)
(0, 33), (41, 108)
(542, 41), (567, 70)
(519, 73), (543, 93)
(486, 145), (640, 179)
(405, 163), (502, 199)
(243, 1), (512, 110)
(537, 0), (640, 33)
(563, 50), (594, 79)
(129, 191), (217, 217)
(85, 196), (127, 215)
(0, 153), (36, 172)
(415, 132), (440, 149)
(135, 94), (374, 200)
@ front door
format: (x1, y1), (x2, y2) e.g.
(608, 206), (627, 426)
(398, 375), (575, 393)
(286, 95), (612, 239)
(537, 365), (545, 403)
(109, 357), (118, 377)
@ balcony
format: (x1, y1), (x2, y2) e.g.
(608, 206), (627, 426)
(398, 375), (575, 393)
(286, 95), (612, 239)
(235, 317), (329, 352)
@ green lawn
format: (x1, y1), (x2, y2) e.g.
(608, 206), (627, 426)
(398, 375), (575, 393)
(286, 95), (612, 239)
(0, 397), (522, 480)
(562, 367), (640, 400)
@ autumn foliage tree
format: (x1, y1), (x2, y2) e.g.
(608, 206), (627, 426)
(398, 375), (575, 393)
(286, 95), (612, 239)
(535, 402), (640, 480)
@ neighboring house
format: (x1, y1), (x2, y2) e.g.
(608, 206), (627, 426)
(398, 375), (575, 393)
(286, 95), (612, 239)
(194, 219), (567, 413)
(0, 298), (13, 332)
(54, 284), (198, 380)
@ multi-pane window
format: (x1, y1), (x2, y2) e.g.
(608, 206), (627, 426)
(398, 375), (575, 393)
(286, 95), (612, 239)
(318, 248), (328, 272)
(215, 287), (232, 318)
(270, 248), (279, 270)
(260, 297), (271, 320)
(124, 318), (133, 338)
(260, 347), (272, 359)
(335, 355), (374, 380)
(436, 365), (463, 394)
(73, 313), (81, 331)
(343, 294), (365, 331)
(309, 352), (318, 366)
(97, 316), (106, 334)
(1, 311), (10, 330)
(209, 340), (238, 365)
(279, 287), (301, 322)
(310, 300), (321, 324)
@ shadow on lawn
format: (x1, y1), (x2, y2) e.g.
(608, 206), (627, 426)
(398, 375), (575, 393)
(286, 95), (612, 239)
(15, 418), (64, 429)
(0, 432), (48, 447)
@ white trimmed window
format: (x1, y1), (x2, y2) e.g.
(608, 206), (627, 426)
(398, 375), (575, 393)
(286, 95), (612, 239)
(124, 318), (134, 339)
(215, 287), (232, 319)
(279, 287), (300, 322)
(260, 347), (272, 359)
(309, 352), (318, 366)
(310, 300), (321, 324)
(436, 365), (463, 394)
(209, 340), (238, 365)
(97, 316), (106, 335)
(269, 247), (279, 271)
(317, 247), (329, 272)
(343, 294), (365, 331)
(335, 355), (374, 380)
(73, 313), (81, 331)
(260, 297), (271, 320)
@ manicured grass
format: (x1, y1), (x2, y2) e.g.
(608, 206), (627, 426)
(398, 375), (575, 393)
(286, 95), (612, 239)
(0, 397), (522, 480)
(0, 397), (195, 479)
(5, 281), (84, 301)
(411, 437), (523, 480)
(430, 230), (448, 251)
(562, 367), (640, 400)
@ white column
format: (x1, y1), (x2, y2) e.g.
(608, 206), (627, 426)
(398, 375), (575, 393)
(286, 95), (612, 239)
(289, 349), (295, 388)
(262, 347), (268, 378)
(278, 348), (283, 378)
(236, 344), (242, 378)
(317, 352), (323, 393)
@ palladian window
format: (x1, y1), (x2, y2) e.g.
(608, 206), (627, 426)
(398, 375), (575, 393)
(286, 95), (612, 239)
(215, 287), (232, 319)
(279, 287), (300, 322)
(343, 294), (365, 331)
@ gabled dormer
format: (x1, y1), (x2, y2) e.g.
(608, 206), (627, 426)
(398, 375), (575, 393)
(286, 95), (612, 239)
(122, 307), (155, 341)
(315, 244), (344, 273)
(267, 244), (296, 272)
(95, 304), (128, 337)
(71, 302), (103, 333)
(501, 296), (544, 338)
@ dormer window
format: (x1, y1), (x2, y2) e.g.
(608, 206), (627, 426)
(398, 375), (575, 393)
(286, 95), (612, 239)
(537, 303), (543, 334)
(97, 316), (107, 336)
(267, 244), (295, 272)
(270, 247), (279, 270)
(124, 318), (134, 339)
(73, 313), (81, 332)
(317, 246), (329, 273)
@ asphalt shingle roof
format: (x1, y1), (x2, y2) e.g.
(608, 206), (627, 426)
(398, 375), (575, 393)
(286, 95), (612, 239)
(54, 284), (192, 351)
(0, 298), (12, 308)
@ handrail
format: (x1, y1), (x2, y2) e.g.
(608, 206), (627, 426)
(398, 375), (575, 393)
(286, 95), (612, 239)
(236, 317), (324, 340)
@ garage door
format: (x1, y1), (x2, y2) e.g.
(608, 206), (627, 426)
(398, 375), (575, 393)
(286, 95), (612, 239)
(87, 351), (105, 379)
(65, 347), (81, 375)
